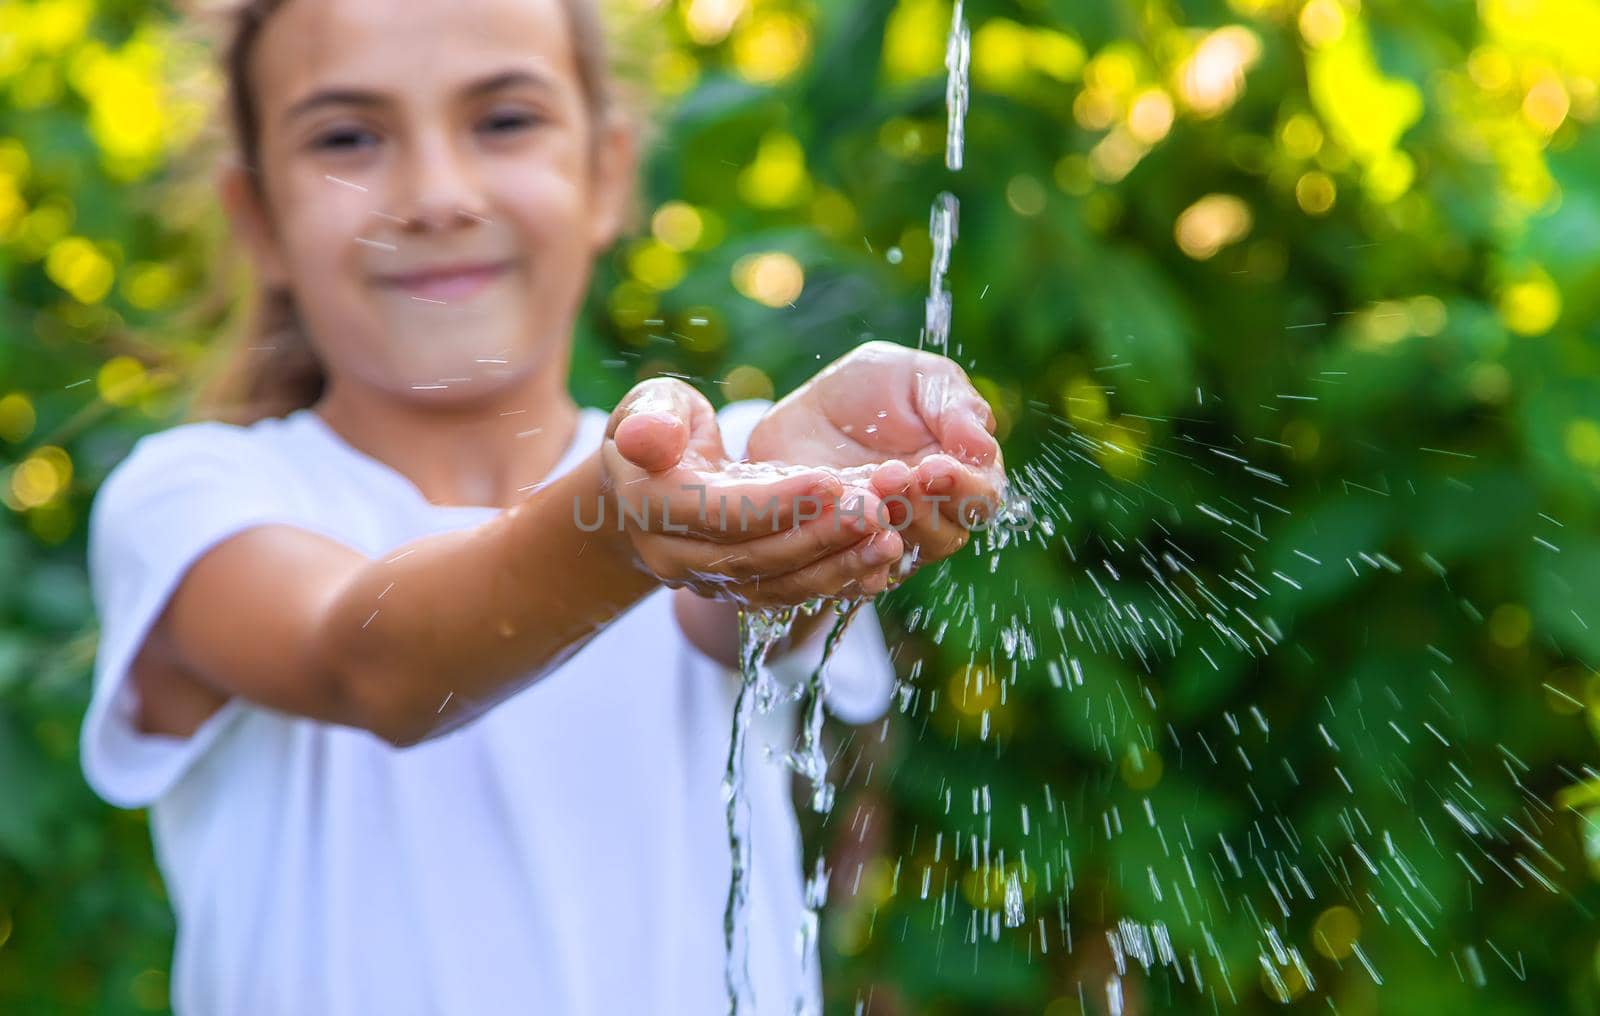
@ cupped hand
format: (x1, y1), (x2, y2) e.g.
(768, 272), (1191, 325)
(744, 341), (1006, 574)
(602, 378), (908, 606)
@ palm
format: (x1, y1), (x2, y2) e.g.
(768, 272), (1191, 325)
(747, 342), (997, 473)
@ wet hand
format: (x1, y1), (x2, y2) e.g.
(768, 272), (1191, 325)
(744, 341), (1005, 575)
(603, 378), (907, 606)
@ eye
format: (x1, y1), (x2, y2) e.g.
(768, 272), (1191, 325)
(312, 126), (378, 153)
(480, 110), (542, 135)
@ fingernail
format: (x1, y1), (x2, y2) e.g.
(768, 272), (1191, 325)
(925, 474), (953, 495)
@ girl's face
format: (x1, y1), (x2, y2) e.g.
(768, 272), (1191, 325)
(226, 0), (634, 405)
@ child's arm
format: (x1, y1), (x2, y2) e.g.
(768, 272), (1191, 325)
(145, 381), (892, 748)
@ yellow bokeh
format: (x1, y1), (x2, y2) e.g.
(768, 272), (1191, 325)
(882, 0), (952, 82)
(973, 18), (1032, 92)
(9, 446), (71, 510)
(675, 306), (725, 353)
(1522, 75), (1570, 134)
(731, 11), (810, 84)
(97, 355), (147, 406)
(1353, 300), (1411, 347)
(1280, 112), (1324, 159)
(1005, 174), (1046, 217)
(1481, 0), (1600, 82)
(947, 663), (1000, 718)
(1053, 154), (1093, 196)
(20, 0), (92, 54)
(731, 251), (804, 307)
(28, 501), (75, 544)
(682, 0), (747, 46)
(1363, 149), (1416, 203)
(1176, 26), (1262, 117)
(973, 21), (1086, 95)
(1298, 0), (1348, 48)
(738, 131), (811, 208)
(626, 239), (687, 291)
(13, 200), (72, 261)
(652, 49), (700, 96)
(1260, 956), (1310, 1003)
(0, 393), (36, 444)
(1498, 268), (1562, 336)
(1030, 30), (1087, 82)
(809, 188), (858, 239)
(1306, 19), (1422, 199)
(0, 137), (29, 181)
(68, 30), (172, 180)
(607, 280), (658, 331)
(1175, 193), (1253, 259)
(1062, 377), (1108, 426)
(1295, 170), (1337, 214)
(1565, 419), (1600, 468)
(723, 365), (775, 402)
(45, 235), (114, 303)
(650, 201), (704, 252)
(1127, 88), (1175, 144)
(1312, 905), (1361, 959)
(1408, 295), (1448, 336)
(0, 166), (23, 236)
(1088, 127), (1147, 183)
(1096, 419), (1150, 481)
(123, 261), (178, 309)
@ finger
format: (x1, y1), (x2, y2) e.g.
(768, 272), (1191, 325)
(638, 469), (851, 542)
(916, 456), (999, 526)
(742, 530), (904, 606)
(615, 411), (688, 473)
(649, 502), (877, 583)
(610, 378), (701, 472)
(913, 364), (1002, 467)
(897, 512), (971, 564)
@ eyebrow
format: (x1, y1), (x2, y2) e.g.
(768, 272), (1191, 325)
(282, 69), (556, 125)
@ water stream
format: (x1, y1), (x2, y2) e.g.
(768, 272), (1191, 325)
(722, 6), (976, 1012)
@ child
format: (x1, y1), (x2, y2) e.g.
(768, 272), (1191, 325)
(80, 0), (1002, 1013)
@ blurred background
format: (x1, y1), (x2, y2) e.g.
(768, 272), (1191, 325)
(2, 0), (1599, 1012)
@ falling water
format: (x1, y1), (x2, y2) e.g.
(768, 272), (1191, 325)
(723, 6), (981, 1012)
(920, 0), (970, 357)
(723, 607), (798, 1016)
(787, 601), (868, 1015)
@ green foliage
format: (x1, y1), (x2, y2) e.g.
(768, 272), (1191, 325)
(2, 0), (1599, 1013)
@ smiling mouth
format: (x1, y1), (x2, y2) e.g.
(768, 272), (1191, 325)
(376, 260), (514, 302)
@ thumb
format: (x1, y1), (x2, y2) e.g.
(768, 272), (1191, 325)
(915, 365), (1000, 468)
(610, 379), (696, 473)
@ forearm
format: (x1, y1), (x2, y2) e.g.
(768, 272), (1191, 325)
(318, 451), (658, 746)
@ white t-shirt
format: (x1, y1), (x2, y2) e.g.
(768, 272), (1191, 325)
(81, 399), (895, 1016)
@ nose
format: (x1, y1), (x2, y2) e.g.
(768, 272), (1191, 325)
(392, 130), (490, 233)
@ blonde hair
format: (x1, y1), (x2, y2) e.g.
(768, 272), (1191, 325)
(183, 0), (648, 425)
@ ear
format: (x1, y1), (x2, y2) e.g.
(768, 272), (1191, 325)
(586, 115), (640, 253)
(216, 158), (290, 288)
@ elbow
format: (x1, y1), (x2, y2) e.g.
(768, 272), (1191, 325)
(311, 625), (441, 749)
(342, 663), (440, 748)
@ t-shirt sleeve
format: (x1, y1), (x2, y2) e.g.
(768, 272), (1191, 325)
(715, 399), (897, 724)
(81, 423), (301, 809)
